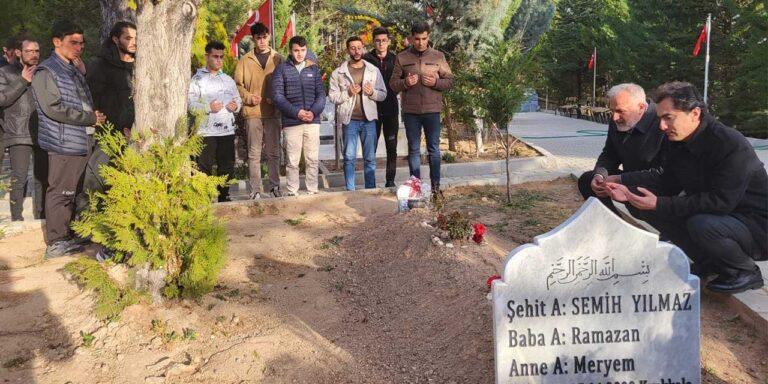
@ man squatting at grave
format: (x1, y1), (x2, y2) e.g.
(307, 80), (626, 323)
(578, 83), (665, 214)
(606, 81), (767, 294)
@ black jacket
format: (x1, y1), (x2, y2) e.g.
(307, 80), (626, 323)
(0, 61), (37, 146)
(594, 103), (665, 180)
(363, 50), (398, 117)
(624, 114), (768, 258)
(86, 42), (134, 131)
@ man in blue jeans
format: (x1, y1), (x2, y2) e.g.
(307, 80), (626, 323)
(390, 21), (453, 193)
(329, 37), (387, 190)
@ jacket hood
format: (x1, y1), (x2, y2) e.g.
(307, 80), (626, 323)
(99, 42), (134, 69)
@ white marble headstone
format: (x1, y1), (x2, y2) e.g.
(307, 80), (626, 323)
(492, 197), (700, 384)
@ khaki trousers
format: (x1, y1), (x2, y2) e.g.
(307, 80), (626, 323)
(245, 117), (282, 193)
(283, 123), (319, 194)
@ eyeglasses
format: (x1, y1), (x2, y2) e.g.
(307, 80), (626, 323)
(374, 39), (389, 44)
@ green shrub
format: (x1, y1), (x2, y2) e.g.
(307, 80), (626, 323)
(72, 128), (228, 299)
(63, 258), (140, 322)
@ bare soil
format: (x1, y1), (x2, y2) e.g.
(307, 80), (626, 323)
(0, 179), (765, 383)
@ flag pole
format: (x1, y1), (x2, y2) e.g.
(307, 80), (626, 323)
(592, 47), (597, 107)
(270, 0), (275, 49)
(703, 13), (711, 104)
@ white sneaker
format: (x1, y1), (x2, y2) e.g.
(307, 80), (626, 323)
(249, 192), (261, 200)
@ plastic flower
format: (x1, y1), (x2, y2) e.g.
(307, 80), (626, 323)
(472, 223), (486, 243)
(486, 274), (501, 288)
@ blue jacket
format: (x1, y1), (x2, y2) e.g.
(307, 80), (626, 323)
(272, 57), (326, 128)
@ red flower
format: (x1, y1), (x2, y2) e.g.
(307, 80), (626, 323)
(472, 223), (486, 243)
(486, 274), (501, 288)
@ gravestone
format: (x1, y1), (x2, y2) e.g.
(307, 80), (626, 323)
(492, 197), (700, 384)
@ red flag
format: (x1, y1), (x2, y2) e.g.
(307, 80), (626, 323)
(587, 51), (595, 70)
(693, 24), (708, 57)
(231, 1), (272, 57)
(426, 5), (434, 17)
(280, 13), (296, 48)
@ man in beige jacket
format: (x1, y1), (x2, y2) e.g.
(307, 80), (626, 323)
(234, 22), (284, 199)
(390, 21), (453, 193)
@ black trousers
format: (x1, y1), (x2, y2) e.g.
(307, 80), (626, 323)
(8, 144), (47, 220)
(46, 153), (87, 244)
(198, 135), (235, 201)
(577, 170), (619, 214)
(631, 208), (760, 276)
(75, 146), (110, 218)
(376, 115), (399, 186)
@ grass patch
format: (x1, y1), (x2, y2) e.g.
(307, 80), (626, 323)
(2, 356), (28, 369)
(320, 235), (344, 249)
(80, 330), (95, 347)
(285, 218), (303, 226)
(63, 258), (141, 322)
(441, 152), (457, 163)
(225, 288), (240, 298)
(151, 319), (178, 343)
(182, 328), (197, 341)
(506, 190), (547, 211)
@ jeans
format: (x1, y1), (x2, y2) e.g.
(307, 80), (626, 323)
(198, 135), (235, 202)
(343, 119), (377, 191)
(404, 113), (441, 187)
(376, 115), (399, 186)
(632, 209), (760, 276)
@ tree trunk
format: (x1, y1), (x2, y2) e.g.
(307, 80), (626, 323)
(99, 0), (137, 43)
(133, 0), (200, 145)
(474, 118), (484, 156)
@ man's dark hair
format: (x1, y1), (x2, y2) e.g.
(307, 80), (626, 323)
(4, 36), (17, 50)
(51, 20), (84, 40)
(411, 21), (431, 35)
(12, 34), (37, 50)
(205, 40), (226, 53)
(653, 81), (708, 114)
(109, 21), (136, 41)
(250, 22), (269, 36)
(289, 36), (307, 49)
(372, 27), (389, 39)
(346, 36), (363, 48)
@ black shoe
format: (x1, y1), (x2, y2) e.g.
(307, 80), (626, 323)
(45, 239), (84, 259)
(706, 267), (764, 294)
(385, 181), (396, 188)
(271, 187), (283, 198)
(218, 195), (232, 203)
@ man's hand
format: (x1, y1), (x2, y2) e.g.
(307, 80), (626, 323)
(606, 183), (657, 210)
(210, 100), (224, 113)
(363, 81), (373, 96)
(251, 94), (262, 105)
(73, 58), (86, 75)
(405, 73), (419, 87)
(347, 83), (361, 97)
(21, 65), (36, 83)
(94, 111), (106, 125)
(226, 100), (238, 112)
(590, 174), (610, 197)
(298, 109), (313, 122)
(421, 73), (437, 87)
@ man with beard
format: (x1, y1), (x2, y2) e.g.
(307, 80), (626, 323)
(363, 27), (399, 187)
(606, 82), (767, 293)
(329, 36), (387, 190)
(577, 83), (665, 213)
(0, 36), (47, 221)
(31, 20), (106, 258)
(74, 21), (137, 261)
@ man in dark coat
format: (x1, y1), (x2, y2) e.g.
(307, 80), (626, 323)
(578, 83), (665, 213)
(363, 27), (399, 187)
(607, 81), (767, 294)
(0, 36), (47, 221)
